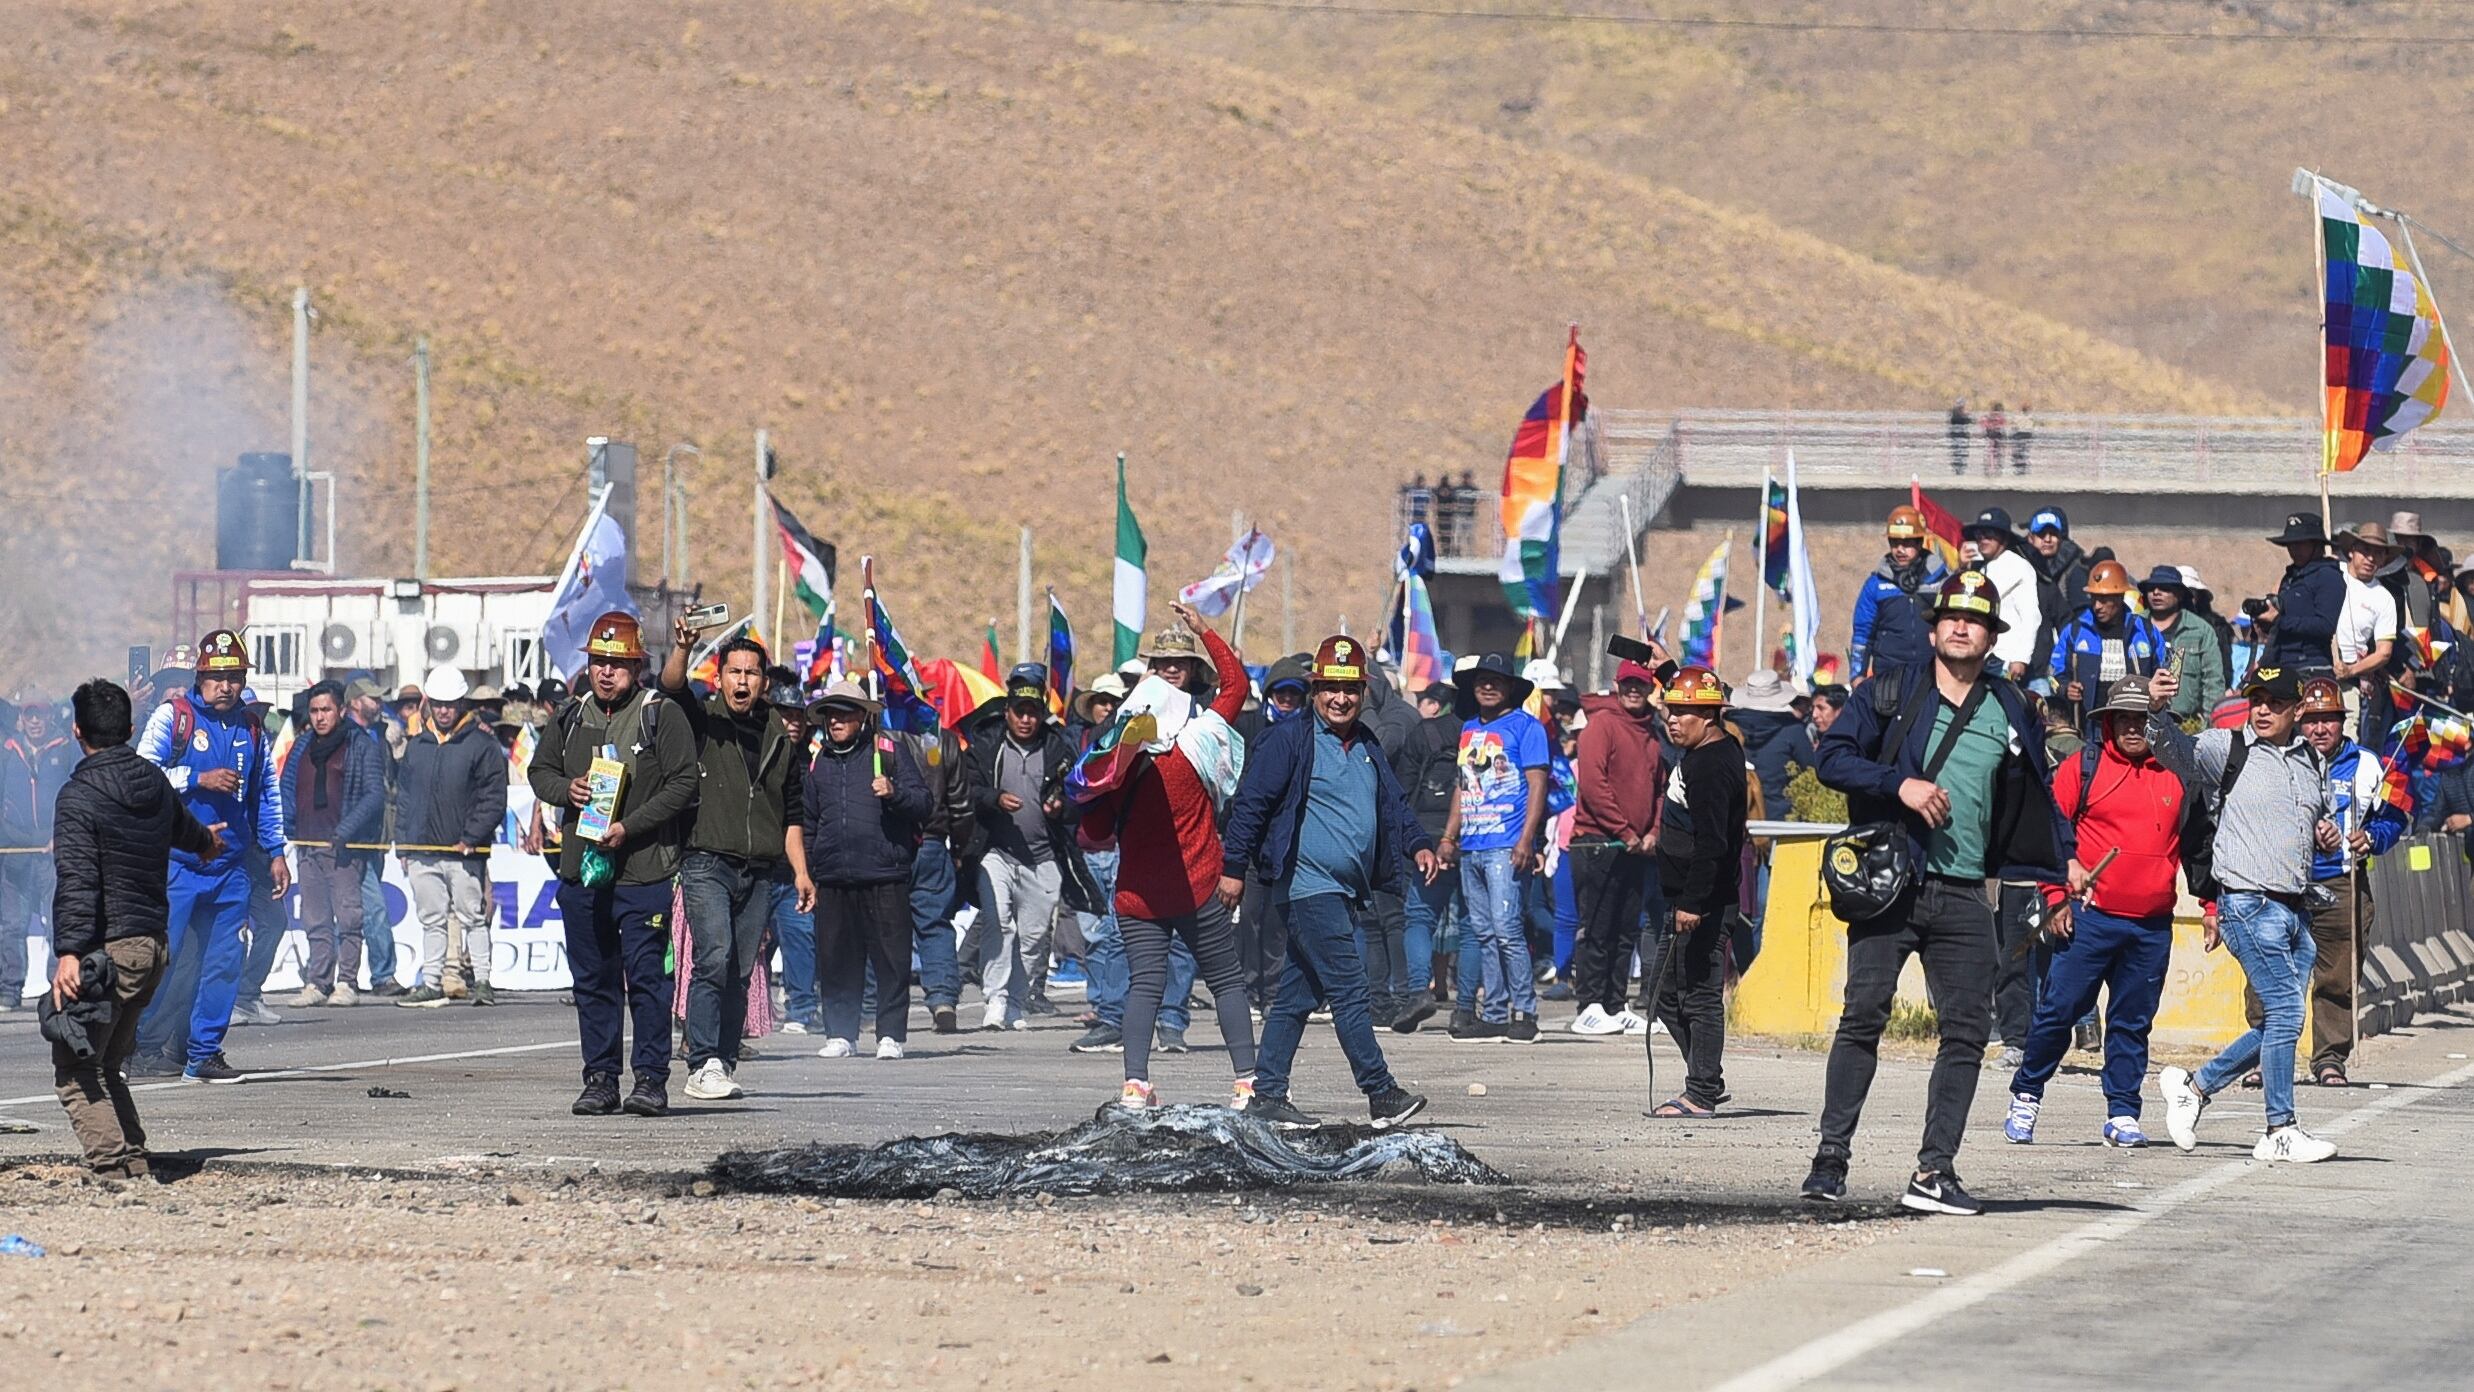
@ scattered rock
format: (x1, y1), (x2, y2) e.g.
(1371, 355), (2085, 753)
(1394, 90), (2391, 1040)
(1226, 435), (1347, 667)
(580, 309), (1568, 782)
(933, 1188), (962, 1202)
(1235, 1283), (1264, 1297)
(502, 1187), (542, 1207)
(1465, 1083), (1487, 1097)
(689, 1180), (717, 1199)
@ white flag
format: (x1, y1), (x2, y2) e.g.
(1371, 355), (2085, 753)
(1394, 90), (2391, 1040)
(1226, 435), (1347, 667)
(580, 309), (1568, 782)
(1784, 452), (1820, 686)
(541, 490), (636, 680)
(1177, 529), (1277, 617)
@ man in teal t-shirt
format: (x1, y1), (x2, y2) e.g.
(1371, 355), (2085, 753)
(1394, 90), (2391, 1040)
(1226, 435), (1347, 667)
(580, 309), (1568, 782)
(1921, 695), (2009, 878)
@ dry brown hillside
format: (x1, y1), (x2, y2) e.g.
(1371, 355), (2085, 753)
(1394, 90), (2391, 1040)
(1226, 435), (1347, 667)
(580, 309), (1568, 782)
(0, 0), (2256, 688)
(1006, 0), (2474, 411)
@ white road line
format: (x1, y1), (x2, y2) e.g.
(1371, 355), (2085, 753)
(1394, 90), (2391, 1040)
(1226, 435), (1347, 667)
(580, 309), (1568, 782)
(0, 1040), (573, 1109)
(1710, 1058), (2474, 1392)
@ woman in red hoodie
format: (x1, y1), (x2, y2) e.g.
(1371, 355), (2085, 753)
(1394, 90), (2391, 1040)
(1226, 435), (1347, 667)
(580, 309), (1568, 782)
(1079, 602), (1260, 1110)
(2000, 677), (2206, 1149)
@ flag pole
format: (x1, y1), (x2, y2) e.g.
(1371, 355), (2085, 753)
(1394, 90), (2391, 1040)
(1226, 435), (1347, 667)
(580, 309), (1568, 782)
(771, 556), (787, 657)
(1753, 472), (1772, 678)
(1231, 520), (1251, 652)
(2307, 172), (2335, 537)
(1618, 491), (1647, 635)
(862, 554), (882, 779)
(1548, 560), (1590, 662)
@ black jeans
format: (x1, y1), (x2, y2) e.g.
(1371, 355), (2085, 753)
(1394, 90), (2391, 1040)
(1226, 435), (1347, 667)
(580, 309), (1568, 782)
(1122, 900), (1257, 1084)
(1238, 881), (1289, 1009)
(1569, 840), (1650, 1013)
(1640, 907), (1728, 1107)
(557, 880), (676, 1083)
(1818, 877), (1996, 1176)
(1992, 881), (2042, 1048)
(815, 881), (913, 1045)
(679, 851), (774, 1068)
(1257, 893), (1396, 1101)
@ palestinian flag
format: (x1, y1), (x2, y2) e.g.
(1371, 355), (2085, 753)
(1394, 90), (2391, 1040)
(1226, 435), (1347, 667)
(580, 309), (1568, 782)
(772, 498), (837, 619)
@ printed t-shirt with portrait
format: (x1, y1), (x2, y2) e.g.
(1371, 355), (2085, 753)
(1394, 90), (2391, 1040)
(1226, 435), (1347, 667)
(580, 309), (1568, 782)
(1456, 708), (1550, 852)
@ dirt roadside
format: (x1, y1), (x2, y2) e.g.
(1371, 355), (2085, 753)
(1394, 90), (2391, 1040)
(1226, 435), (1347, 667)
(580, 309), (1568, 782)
(0, 1160), (1913, 1390)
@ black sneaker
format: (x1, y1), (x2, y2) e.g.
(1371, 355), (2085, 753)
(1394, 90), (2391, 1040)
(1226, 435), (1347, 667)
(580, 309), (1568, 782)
(1900, 1169), (1983, 1217)
(1154, 1025), (1190, 1054)
(1242, 1094), (1324, 1131)
(931, 1005), (961, 1035)
(1448, 1011), (1503, 1043)
(1068, 1024), (1125, 1054)
(1800, 1155), (1848, 1203)
(183, 1053), (245, 1085)
(1024, 996), (1061, 1018)
(1504, 1012), (1540, 1045)
(1368, 1087), (1428, 1130)
(571, 1073), (622, 1116)
(125, 1050), (184, 1080)
(1391, 992), (1439, 1034)
(468, 983), (499, 1007)
(2073, 1021), (2102, 1054)
(622, 1077), (670, 1118)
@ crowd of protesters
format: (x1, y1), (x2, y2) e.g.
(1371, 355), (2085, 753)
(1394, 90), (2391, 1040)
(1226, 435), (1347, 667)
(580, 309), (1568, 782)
(18, 493), (2474, 1207)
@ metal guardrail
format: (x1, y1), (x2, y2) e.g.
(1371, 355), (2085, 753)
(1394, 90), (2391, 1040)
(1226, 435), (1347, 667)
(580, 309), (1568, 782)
(1603, 408), (2474, 498)
(2364, 831), (2474, 1037)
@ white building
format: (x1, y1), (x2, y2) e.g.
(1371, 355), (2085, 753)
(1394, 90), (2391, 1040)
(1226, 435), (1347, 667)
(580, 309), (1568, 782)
(228, 575), (556, 705)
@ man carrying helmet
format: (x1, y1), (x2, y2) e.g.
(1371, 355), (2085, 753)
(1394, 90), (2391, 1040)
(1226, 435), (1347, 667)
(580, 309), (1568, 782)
(129, 630), (290, 1085)
(1220, 635), (1436, 1131)
(528, 612), (701, 1118)
(2047, 559), (2164, 730)
(1646, 666), (1748, 1117)
(1849, 505), (1950, 679)
(1812, 573), (2068, 1215)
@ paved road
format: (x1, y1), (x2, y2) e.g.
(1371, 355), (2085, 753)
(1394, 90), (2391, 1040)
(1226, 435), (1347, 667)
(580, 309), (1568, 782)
(6, 990), (2470, 1387)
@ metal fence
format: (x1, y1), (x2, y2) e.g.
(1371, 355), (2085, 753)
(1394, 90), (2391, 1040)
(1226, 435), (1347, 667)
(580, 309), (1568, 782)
(2364, 832), (2474, 1037)
(1603, 408), (2474, 498)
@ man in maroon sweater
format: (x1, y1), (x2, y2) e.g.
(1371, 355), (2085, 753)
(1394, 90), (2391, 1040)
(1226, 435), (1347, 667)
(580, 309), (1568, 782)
(1567, 660), (1664, 1037)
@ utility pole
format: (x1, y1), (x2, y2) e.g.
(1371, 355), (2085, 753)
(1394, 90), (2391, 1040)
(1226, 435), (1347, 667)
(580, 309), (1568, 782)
(661, 442), (701, 589)
(752, 430), (772, 647)
(412, 338), (431, 578)
(1281, 549), (1296, 652)
(1016, 526), (1034, 665)
(292, 286), (312, 563)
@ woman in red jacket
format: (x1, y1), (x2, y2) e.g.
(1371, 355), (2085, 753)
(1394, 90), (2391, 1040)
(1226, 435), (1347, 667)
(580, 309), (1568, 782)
(1076, 602), (1260, 1111)
(2001, 678), (2204, 1149)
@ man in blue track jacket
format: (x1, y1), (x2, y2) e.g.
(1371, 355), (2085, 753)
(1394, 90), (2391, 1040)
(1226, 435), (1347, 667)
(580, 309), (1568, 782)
(1220, 635), (1439, 1133)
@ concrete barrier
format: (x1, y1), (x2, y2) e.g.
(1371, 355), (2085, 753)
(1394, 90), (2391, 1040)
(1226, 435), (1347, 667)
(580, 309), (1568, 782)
(2362, 831), (2474, 1038)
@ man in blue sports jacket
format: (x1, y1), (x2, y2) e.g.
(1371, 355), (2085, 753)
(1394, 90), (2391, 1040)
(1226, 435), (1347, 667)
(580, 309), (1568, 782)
(1220, 635), (1439, 1133)
(2046, 558), (2164, 730)
(1806, 573), (2070, 1217)
(130, 630), (290, 1084)
(1850, 504), (1950, 679)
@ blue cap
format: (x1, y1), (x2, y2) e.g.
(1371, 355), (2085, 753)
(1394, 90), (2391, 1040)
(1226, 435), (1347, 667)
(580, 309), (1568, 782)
(2027, 508), (2068, 536)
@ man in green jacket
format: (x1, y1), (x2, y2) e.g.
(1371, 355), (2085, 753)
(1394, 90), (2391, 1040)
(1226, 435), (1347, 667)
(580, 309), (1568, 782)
(2142, 566), (2228, 723)
(656, 615), (799, 1103)
(528, 612), (701, 1118)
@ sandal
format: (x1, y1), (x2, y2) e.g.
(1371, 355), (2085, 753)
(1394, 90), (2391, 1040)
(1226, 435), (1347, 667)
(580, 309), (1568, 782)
(2316, 1064), (2351, 1088)
(2239, 1070), (2262, 1090)
(1650, 1096), (1716, 1118)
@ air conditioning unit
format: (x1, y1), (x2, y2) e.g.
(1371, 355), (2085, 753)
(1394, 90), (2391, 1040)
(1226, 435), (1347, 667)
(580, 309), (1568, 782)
(424, 624), (461, 664)
(321, 622), (358, 664)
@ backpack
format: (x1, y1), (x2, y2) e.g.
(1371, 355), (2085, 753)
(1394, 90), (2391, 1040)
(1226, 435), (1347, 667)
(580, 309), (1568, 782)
(1407, 717), (1459, 824)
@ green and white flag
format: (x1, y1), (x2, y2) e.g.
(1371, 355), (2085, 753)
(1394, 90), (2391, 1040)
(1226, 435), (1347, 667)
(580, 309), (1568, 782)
(1112, 451), (1147, 664)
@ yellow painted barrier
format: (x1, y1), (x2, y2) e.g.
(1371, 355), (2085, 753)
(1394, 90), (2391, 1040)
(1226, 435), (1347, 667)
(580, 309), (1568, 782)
(1741, 838), (2256, 1051)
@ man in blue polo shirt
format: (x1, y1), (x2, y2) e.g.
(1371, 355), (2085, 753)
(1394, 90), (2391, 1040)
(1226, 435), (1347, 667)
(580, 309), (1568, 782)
(1221, 635), (1437, 1131)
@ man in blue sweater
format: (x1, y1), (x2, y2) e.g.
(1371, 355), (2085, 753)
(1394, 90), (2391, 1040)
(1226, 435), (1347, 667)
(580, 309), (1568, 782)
(1221, 636), (1438, 1131)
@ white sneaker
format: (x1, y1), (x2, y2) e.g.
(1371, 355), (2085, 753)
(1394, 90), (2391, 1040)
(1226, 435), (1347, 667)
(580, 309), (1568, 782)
(232, 1001), (283, 1027)
(328, 981), (358, 1007)
(981, 1004), (1010, 1032)
(683, 1059), (743, 1100)
(1616, 1009), (1650, 1036)
(1569, 1004), (1622, 1036)
(1650, 1017), (1670, 1036)
(286, 987), (329, 1008)
(2159, 1066), (2206, 1152)
(818, 1037), (856, 1059)
(779, 1020), (809, 1035)
(2253, 1125), (2336, 1164)
(875, 1038), (906, 1060)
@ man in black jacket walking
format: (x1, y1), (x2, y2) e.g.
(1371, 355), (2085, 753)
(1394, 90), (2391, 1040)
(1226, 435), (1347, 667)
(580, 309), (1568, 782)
(1646, 667), (1748, 1118)
(962, 665), (1087, 1029)
(394, 665), (509, 1007)
(48, 679), (221, 1178)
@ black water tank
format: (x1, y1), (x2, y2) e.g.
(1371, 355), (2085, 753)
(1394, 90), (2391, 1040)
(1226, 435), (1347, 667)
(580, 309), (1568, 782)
(217, 452), (300, 571)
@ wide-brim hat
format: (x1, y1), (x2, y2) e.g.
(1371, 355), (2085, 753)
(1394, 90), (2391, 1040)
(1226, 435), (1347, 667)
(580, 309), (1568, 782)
(2095, 678), (2152, 717)
(1734, 669), (1800, 713)
(2138, 565), (2188, 594)
(1963, 506), (2018, 542)
(808, 679), (884, 717)
(1071, 674), (1131, 723)
(2267, 512), (2327, 546)
(2333, 520), (2398, 555)
(2176, 565), (2212, 598)
(1452, 652), (1534, 719)
(2390, 510), (2433, 544)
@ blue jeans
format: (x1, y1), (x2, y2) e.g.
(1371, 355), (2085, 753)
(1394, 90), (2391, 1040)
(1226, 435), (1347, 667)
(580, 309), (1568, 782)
(769, 870), (819, 1027)
(2196, 892), (2316, 1128)
(2008, 904), (2172, 1118)
(238, 848), (287, 1007)
(678, 852), (772, 1068)
(360, 857), (398, 986)
(909, 839), (963, 1009)
(1458, 849), (1536, 1021)
(1082, 849), (1195, 1031)
(1550, 853), (1578, 976)
(1255, 893), (1397, 1101)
